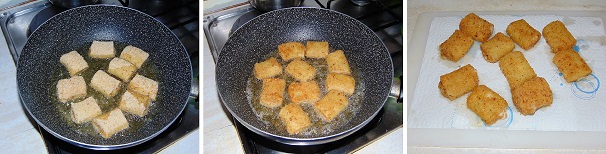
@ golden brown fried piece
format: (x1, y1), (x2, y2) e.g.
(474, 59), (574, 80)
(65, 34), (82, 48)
(254, 57), (283, 80)
(325, 73), (355, 96)
(279, 103), (311, 135)
(506, 19), (541, 50)
(480, 32), (515, 63)
(260, 78), (286, 108)
(466, 85), (508, 125)
(285, 59), (316, 82)
(511, 77), (553, 115)
(305, 41), (329, 58)
(439, 30), (474, 62)
(288, 81), (321, 104)
(499, 51), (537, 89)
(438, 64), (479, 101)
(543, 20), (576, 53)
(60, 51), (88, 76)
(553, 48), (592, 82)
(314, 90), (349, 122)
(278, 42), (305, 61)
(326, 50), (352, 75)
(460, 13), (494, 42)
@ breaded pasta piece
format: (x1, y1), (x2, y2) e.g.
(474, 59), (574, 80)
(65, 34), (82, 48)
(506, 19), (541, 50)
(314, 90), (349, 122)
(254, 57), (282, 80)
(511, 77), (553, 115)
(285, 59), (316, 82)
(438, 64), (479, 101)
(480, 32), (515, 63)
(553, 48), (592, 82)
(305, 41), (329, 58)
(466, 85), (508, 125)
(278, 42), (305, 61)
(325, 73), (355, 96)
(279, 103), (311, 135)
(439, 30), (474, 62)
(287, 81), (321, 104)
(260, 78), (286, 108)
(460, 13), (494, 42)
(326, 50), (351, 75)
(543, 20), (576, 53)
(499, 51), (537, 89)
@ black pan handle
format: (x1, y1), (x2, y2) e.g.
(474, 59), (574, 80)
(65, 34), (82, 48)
(388, 75), (403, 103)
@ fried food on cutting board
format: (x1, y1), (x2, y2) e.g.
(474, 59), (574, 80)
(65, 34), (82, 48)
(543, 20), (576, 53)
(438, 64), (479, 101)
(553, 48), (592, 82)
(480, 32), (515, 63)
(499, 51), (537, 90)
(467, 85), (508, 125)
(506, 19), (541, 50)
(511, 77), (553, 115)
(460, 13), (494, 42)
(440, 30), (474, 62)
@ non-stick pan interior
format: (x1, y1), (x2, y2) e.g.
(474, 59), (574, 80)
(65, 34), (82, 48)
(17, 5), (191, 149)
(217, 7), (393, 143)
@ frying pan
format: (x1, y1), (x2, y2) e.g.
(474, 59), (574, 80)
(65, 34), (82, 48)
(17, 5), (192, 150)
(216, 7), (393, 145)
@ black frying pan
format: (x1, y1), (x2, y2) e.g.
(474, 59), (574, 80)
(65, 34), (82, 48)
(17, 5), (191, 150)
(216, 7), (393, 145)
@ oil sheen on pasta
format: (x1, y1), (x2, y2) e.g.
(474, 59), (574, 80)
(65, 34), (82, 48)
(50, 41), (159, 138)
(246, 45), (365, 137)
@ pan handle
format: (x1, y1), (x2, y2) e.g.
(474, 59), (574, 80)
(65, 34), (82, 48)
(388, 75), (403, 103)
(189, 79), (199, 100)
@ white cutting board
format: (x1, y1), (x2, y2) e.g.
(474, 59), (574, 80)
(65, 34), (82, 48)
(408, 11), (606, 149)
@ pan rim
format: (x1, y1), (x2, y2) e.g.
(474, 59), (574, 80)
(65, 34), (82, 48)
(216, 7), (393, 145)
(17, 4), (192, 150)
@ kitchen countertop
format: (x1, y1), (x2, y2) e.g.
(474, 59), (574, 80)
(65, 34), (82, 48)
(201, 0), (403, 153)
(0, 0), (198, 153)
(408, 0), (606, 153)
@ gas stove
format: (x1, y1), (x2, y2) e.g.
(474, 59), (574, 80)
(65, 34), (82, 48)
(0, 0), (199, 153)
(203, 0), (402, 153)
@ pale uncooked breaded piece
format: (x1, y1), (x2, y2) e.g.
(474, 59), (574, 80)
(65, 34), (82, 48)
(89, 41), (115, 59)
(511, 77), (553, 115)
(459, 13), (494, 42)
(439, 30), (474, 62)
(326, 50), (351, 75)
(71, 97), (102, 124)
(325, 73), (355, 96)
(314, 90), (349, 122)
(278, 103), (311, 135)
(260, 78), (286, 108)
(438, 64), (479, 101)
(305, 41), (329, 58)
(254, 57), (282, 80)
(543, 20), (576, 53)
(119, 90), (151, 117)
(60, 51), (88, 76)
(91, 70), (121, 98)
(285, 59), (316, 81)
(57, 76), (87, 102)
(466, 85), (508, 125)
(506, 19), (541, 50)
(120, 45), (149, 68)
(553, 48), (592, 82)
(480, 32), (515, 63)
(287, 81), (321, 104)
(278, 42), (305, 61)
(92, 108), (129, 139)
(108, 58), (137, 82)
(499, 51), (537, 89)
(128, 74), (159, 101)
